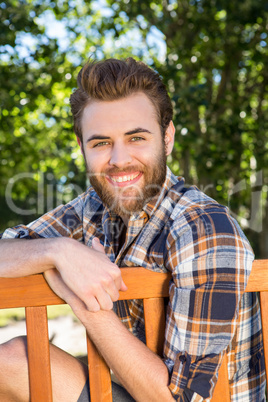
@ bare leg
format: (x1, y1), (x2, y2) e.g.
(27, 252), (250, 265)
(0, 336), (88, 402)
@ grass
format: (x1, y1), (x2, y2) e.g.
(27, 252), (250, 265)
(0, 304), (75, 327)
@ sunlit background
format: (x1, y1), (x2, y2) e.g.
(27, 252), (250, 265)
(1, 0), (268, 258)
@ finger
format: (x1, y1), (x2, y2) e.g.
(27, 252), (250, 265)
(45, 270), (97, 314)
(94, 288), (114, 311)
(103, 280), (120, 302)
(44, 269), (76, 302)
(84, 296), (101, 312)
(112, 271), (128, 292)
(92, 237), (105, 253)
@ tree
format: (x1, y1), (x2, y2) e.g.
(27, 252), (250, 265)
(0, 0), (87, 228)
(103, 0), (268, 256)
(1, 0), (267, 257)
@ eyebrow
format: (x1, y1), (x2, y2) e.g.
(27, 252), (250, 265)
(125, 127), (153, 136)
(86, 127), (153, 143)
(86, 135), (110, 143)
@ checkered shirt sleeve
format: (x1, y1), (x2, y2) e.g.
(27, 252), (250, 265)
(163, 193), (255, 399)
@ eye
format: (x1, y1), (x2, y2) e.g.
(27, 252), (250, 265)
(93, 141), (110, 148)
(130, 136), (145, 142)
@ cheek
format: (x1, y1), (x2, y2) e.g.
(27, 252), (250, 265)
(131, 143), (157, 162)
(85, 151), (109, 170)
(139, 143), (163, 161)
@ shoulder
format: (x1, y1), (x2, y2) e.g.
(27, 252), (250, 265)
(49, 185), (104, 219)
(170, 186), (233, 232)
(167, 185), (253, 256)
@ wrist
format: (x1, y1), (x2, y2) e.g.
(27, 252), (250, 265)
(45, 237), (75, 271)
(81, 310), (118, 335)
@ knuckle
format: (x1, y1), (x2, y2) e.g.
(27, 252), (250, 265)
(86, 297), (100, 312)
(102, 275), (114, 288)
(103, 299), (113, 311)
(90, 282), (102, 295)
(111, 290), (119, 302)
(111, 267), (121, 279)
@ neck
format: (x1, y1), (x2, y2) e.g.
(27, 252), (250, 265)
(120, 214), (130, 227)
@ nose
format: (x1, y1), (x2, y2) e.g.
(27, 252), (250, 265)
(109, 142), (132, 168)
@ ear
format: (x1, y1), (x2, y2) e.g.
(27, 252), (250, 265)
(76, 136), (84, 155)
(164, 121), (175, 156)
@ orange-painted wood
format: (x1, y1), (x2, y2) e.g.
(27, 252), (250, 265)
(0, 259), (266, 309)
(0, 275), (65, 308)
(144, 297), (166, 356)
(260, 292), (268, 388)
(0, 259), (267, 401)
(25, 306), (53, 402)
(245, 260), (268, 291)
(211, 354), (230, 401)
(87, 335), (112, 402)
(0, 269), (170, 308)
(0, 260), (266, 310)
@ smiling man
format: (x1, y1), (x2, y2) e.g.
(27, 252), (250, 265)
(77, 92), (172, 222)
(0, 58), (266, 401)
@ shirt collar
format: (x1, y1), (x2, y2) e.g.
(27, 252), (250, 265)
(142, 166), (178, 218)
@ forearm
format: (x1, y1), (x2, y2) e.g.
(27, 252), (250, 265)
(0, 237), (66, 277)
(81, 310), (174, 402)
(43, 268), (173, 399)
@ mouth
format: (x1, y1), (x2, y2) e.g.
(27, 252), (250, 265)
(106, 172), (142, 187)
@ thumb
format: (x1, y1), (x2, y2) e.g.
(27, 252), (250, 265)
(92, 237), (105, 253)
(120, 280), (128, 292)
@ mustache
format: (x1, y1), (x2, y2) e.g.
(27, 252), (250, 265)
(88, 166), (144, 175)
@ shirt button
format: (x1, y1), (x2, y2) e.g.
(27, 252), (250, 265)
(179, 355), (186, 363)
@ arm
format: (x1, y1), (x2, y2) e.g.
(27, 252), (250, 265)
(0, 195), (126, 311)
(0, 238), (57, 277)
(44, 267), (174, 402)
(83, 310), (174, 402)
(0, 236), (126, 311)
(163, 205), (254, 399)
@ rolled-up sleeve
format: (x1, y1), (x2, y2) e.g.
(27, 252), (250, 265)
(163, 203), (254, 400)
(0, 226), (32, 239)
(1, 195), (85, 241)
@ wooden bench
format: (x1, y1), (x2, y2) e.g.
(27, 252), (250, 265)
(0, 260), (267, 401)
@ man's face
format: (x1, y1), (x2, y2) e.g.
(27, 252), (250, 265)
(79, 92), (174, 219)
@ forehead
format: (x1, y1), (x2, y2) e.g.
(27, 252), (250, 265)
(81, 92), (159, 135)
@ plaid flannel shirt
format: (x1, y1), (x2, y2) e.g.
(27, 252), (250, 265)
(1, 167), (266, 401)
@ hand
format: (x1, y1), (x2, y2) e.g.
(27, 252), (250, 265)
(44, 268), (117, 327)
(44, 269), (87, 318)
(51, 237), (127, 312)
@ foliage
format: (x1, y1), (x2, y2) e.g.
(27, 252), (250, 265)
(0, 0), (267, 256)
(0, 304), (74, 327)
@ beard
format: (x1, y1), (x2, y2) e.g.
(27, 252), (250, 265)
(86, 146), (167, 217)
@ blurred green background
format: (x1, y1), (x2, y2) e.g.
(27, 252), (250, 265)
(1, 0), (268, 257)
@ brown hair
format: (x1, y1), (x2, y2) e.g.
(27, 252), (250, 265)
(70, 57), (173, 141)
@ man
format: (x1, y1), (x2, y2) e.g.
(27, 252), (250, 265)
(0, 58), (265, 401)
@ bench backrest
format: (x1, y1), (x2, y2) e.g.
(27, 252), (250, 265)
(0, 260), (267, 401)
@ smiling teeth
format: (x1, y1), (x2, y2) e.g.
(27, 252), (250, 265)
(110, 173), (139, 183)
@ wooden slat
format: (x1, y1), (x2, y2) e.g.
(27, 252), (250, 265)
(0, 268), (171, 309)
(211, 354), (230, 401)
(260, 292), (268, 388)
(25, 306), (53, 402)
(0, 275), (65, 309)
(245, 260), (268, 292)
(87, 335), (112, 402)
(0, 259), (266, 310)
(0, 260), (266, 402)
(144, 297), (166, 356)
(120, 268), (170, 299)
